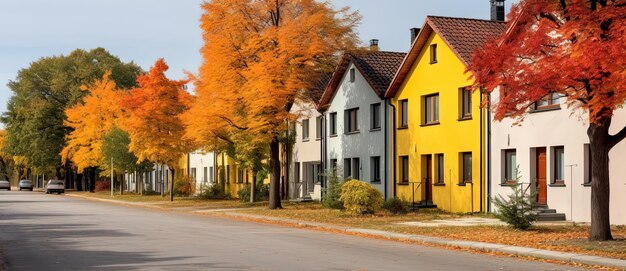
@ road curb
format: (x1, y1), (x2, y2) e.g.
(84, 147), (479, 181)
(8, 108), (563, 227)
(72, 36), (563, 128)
(220, 211), (626, 270)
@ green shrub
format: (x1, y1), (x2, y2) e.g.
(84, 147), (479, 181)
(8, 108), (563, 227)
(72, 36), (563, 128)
(143, 189), (160, 196)
(340, 180), (384, 215)
(383, 197), (408, 215)
(197, 184), (231, 200)
(237, 183), (269, 202)
(321, 169), (344, 209)
(493, 182), (538, 230)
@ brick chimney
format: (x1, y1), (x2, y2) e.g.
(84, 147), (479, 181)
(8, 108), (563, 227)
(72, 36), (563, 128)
(410, 28), (420, 44)
(490, 0), (505, 22)
(369, 39), (379, 51)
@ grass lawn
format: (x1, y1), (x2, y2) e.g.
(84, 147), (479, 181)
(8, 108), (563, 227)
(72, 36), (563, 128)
(235, 203), (626, 261)
(68, 191), (265, 209)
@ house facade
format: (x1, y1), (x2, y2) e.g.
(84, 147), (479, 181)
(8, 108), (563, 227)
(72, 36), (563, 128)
(489, 92), (626, 224)
(319, 50), (406, 199)
(384, 16), (506, 212)
(188, 150), (217, 193)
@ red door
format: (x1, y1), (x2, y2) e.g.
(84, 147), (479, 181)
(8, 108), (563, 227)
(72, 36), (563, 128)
(425, 155), (433, 201)
(536, 148), (547, 205)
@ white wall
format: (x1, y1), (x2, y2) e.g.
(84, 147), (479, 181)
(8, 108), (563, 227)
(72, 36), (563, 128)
(188, 151), (216, 193)
(490, 91), (626, 225)
(325, 63), (388, 197)
(289, 98), (322, 199)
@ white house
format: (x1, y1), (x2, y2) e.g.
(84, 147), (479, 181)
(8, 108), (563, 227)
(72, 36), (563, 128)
(490, 92), (626, 224)
(188, 150), (217, 193)
(318, 48), (406, 199)
(124, 164), (171, 194)
(289, 95), (324, 200)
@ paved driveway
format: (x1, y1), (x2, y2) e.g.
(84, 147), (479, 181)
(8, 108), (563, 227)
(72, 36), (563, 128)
(0, 191), (586, 271)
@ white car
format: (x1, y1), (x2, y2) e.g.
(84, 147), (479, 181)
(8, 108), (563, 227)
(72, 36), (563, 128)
(19, 180), (33, 191)
(45, 180), (65, 194)
(0, 180), (10, 191)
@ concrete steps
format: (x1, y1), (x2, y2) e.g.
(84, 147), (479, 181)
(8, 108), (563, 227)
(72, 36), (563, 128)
(535, 206), (567, 221)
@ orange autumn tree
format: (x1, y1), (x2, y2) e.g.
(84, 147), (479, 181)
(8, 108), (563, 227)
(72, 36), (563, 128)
(121, 59), (193, 201)
(185, 0), (359, 209)
(61, 72), (123, 175)
(468, 0), (626, 240)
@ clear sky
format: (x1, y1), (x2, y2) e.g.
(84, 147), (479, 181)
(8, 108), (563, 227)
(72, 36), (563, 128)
(0, 0), (519, 115)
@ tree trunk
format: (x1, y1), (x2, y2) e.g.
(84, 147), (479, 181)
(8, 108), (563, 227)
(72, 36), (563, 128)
(269, 137), (282, 209)
(120, 173), (124, 195)
(0, 159), (10, 181)
(220, 153), (226, 191)
(250, 170), (256, 203)
(170, 168), (175, 202)
(588, 120), (613, 241)
(89, 167), (96, 192)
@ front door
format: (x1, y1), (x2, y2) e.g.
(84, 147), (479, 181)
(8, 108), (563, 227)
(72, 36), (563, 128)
(425, 155), (433, 201)
(536, 148), (547, 205)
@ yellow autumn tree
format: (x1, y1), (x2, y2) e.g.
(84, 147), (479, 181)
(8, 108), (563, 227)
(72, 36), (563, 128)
(121, 59), (193, 201)
(61, 72), (123, 173)
(184, 0), (360, 208)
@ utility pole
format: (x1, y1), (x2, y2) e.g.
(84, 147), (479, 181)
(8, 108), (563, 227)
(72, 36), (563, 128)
(111, 158), (114, 197)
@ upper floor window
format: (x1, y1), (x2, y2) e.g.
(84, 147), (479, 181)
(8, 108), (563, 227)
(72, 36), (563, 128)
(316, 116), (323, 140)
(423, 94), (439, 125)
(534, 93), (560, 110)
(344, 108), (359, 134)
(371, 103), (381, 130)
(430, 44), (438, 64)
(349, 68), (356, 82)
(302, 119), (309, 141)
(460, 87), (472, 119)
(329, 112), (337, 136)
(400, 99), (408, 128)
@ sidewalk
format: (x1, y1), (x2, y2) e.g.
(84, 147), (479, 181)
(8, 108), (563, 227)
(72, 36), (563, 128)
(68, 194), (626, 269)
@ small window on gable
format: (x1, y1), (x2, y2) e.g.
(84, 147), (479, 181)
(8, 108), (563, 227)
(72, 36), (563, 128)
(400, 99), (408, 128)
(329, 112), (337, 136)
(349, 68), (356, 82)
(316, 116), (323, 139)
(371, 103), (381, 130)
(302, 119), (309, 141)
(430, 44), (438, 64)
(534, 93), (560, 110)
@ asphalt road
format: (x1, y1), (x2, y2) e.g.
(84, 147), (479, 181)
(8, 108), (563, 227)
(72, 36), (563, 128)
(0, 191), (587, 271)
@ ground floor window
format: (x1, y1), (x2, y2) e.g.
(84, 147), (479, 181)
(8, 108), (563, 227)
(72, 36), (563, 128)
(504, 149), (517, 182)
(435, 154), (444, 184)
(553, 146), (565, 184)
(400, 156), (409, 184)
(370, 156), (381, 182)
(461, 152), (472, 184)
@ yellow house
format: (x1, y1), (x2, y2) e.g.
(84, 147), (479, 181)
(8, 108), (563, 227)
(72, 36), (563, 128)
(384, 16), (506, 213)
(215, 152), (268, 198)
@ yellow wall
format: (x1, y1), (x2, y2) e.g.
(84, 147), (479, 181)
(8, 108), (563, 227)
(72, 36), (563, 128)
(391, 32), (487, 213)
(215, 152), (269, 198)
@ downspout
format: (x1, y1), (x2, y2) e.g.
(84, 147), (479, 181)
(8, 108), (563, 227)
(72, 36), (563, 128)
(479, 91), (484, 213)
(486, 93), (492, 213)
(388, 99), (397, 198)
(383, 99), (388, 200)
(321, 114), (325, 197)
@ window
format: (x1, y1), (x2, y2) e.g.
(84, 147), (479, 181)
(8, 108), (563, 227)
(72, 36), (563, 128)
(370, 156), (381, 182)
(316, 116), (323, 140)
(461, 152), (472, 183)
(302, 119), (309, 141)
(349, 68), (356, 82)
(535, 93), (560, 109)
(430, 44), (437, 63)
(553, 146), (565, 183)
(203, 167), (208, 183)
(344, 158), (352, 179)
(330, 159), (338, 174)
(460, 87), (472, 119)
(371, 103), (381, 130)
(294, 162), (301, 182)
(352, 158), (360, 180)
(435, 154), (444, 184)
(191, 168), (197, 182)
(344, 108), (359, 133)
(400, 99), (408, 128)
(237, 168), (244, 183)
(400, 156), (409, 183)
(424, 94), (439, 124)
(584, 144), (592, 185)
(504, 149), (517, 182)
(209, 166), (214, 182)
(226, 165), (231, 183)
(329, 112), (337, 136)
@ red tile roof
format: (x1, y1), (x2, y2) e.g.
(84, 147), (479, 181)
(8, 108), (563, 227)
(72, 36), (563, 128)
(318, 51), (406, 109)
(384, 16), (507, 98)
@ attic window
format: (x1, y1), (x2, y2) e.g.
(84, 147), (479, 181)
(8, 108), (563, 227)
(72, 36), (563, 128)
(349, 68), (356, 82)
(430, 44), (438, 64)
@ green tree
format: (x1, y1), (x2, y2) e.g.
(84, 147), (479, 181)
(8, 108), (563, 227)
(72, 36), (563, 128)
(101, 128), (153, 193)
(2, 48), (141, 179)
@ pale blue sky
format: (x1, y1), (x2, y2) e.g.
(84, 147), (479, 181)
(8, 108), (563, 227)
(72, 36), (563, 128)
(0, 0), (518, 115)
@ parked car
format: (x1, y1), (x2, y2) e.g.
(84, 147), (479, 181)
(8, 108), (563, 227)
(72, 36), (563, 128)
(18, 180), (33, 191)
(45, 180), (65, 194)
(0, 180), (10, 191)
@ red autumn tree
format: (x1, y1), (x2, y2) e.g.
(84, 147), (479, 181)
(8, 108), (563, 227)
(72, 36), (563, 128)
(121, 59), (193, 201)
(469, 0), (626, 240)
(185, 0), (359, 208)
